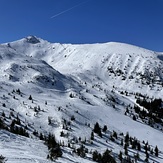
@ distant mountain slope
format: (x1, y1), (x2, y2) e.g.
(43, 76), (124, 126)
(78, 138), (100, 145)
(0, 41), (80, 91)
(6, 36), (163, 96)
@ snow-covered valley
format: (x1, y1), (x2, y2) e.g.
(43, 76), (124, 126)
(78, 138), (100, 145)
(0, 36), (163, 163)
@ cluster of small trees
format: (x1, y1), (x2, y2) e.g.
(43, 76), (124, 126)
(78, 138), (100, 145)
(0, 155), (6, 163)
(124, 96), (163, 131)
(107, 67), (124, 77)
(121, 132), (159, 162)
(76, 144), (87, 158)
(91, 123), (116, 162)
(46, 133), (62, 160)
(0, 118), (6, 129)
(33, 130), (63, 160)
(10, 118), (29, 137)
(33, 131), (62, 161)
(136, 98), (163, 123)
(92, 123), (108, 138)
(143, 142), (159, 162)
(92, 149), (116, 163)
(0, 111), (29, 137)
(91, 121), (160, 163)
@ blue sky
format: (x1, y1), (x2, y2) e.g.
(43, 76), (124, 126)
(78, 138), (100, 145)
(0, 0), (163, 51)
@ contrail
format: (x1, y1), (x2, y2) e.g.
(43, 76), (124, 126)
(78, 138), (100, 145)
(51, 0), (91, 19)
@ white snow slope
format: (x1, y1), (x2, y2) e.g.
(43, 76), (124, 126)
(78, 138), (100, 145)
(0, 36), (163, 163)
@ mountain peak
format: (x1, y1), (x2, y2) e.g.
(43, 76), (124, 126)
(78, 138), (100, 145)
(25, 35), (40, 44)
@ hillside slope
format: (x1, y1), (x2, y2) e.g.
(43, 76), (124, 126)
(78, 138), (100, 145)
(0, 36), (163, 163)
(8, 36), (163, 95)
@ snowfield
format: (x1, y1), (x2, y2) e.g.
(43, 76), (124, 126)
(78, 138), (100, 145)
(0, 36), (163, 163)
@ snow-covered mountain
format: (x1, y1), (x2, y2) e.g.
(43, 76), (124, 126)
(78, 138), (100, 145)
(0, 36), (163, 163)
(7, 36), (163, 95)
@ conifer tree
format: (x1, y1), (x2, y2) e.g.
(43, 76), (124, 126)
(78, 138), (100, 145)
(124, 144), (128, 155)
(94, 122), (100, 133)
(145, 151), (149, 162)
(103, 125), (107, 132)
(121, 138), (123, 146)
(101, 149), (116, 163)
(94, 122), (102, 137)
(28, 95), (32, 100)
(2, 111), (5, 117)
(0, 118), (5, 129)
(92, 150), (99, 161)
(113, 131), (117, 139)
(91, 131), (94, 140)
(118, 151), (123, 162)
(137, 141), (141, 151)
(125, 132), (129, 144)
(155, 146), (159, 157)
